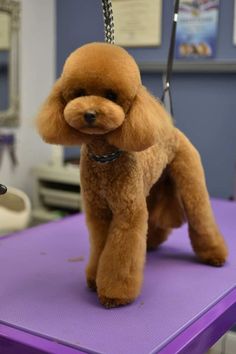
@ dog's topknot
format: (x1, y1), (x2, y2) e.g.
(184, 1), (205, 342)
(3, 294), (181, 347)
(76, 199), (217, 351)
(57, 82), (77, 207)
(63, 42), (141, 83)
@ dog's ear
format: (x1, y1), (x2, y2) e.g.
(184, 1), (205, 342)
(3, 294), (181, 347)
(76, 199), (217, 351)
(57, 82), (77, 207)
(108, 85), (173, 152)
(36, 79), (88, 145)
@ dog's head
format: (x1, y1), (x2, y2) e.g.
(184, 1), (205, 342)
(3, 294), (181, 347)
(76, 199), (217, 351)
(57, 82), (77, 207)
(37, 42), (172, 151)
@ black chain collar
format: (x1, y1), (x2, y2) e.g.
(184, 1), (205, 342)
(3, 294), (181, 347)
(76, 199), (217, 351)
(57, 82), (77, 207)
(88, 149), (123, 164)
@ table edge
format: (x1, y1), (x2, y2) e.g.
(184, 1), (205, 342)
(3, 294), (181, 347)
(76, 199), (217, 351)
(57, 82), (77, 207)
(0, 323), (87, 354)
(156, 286), (236, 354)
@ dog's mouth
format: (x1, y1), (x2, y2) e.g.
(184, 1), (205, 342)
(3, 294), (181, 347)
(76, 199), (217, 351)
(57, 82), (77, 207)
(79, 125), (111, 135)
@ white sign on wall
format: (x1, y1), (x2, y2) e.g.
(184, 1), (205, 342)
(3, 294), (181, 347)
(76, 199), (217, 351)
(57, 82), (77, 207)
(175, 0), (220, 59)
(0, 12), (10, 50)
(112, 0), (162, 47)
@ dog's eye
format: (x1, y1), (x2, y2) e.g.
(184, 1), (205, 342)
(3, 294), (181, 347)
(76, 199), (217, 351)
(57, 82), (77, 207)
(74, 89), (86, 98)
(105, 90), (117, 102)
(64, 89), (86, 102)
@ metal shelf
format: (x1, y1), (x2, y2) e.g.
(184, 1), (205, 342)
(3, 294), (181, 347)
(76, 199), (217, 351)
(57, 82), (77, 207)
(138, 61), (236, 74)
(39, 187), (82, 209)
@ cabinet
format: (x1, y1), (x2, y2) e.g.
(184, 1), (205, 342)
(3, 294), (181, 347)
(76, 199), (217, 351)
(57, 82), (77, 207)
(32, 164), (82, 224)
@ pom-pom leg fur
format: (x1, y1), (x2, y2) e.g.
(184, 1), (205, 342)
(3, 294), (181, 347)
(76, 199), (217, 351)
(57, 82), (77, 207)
(86, 209), (111, 292)
(85, 199), (148, 308)
(96, 203), (148, 308)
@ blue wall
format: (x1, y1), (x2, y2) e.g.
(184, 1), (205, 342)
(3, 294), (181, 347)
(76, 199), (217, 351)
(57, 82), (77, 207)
(56, 0), (236, 199)
(0, 51), (9, 111)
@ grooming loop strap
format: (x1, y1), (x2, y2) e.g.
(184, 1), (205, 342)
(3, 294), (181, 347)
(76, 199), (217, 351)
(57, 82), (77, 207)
(161, 0), (180, 117)
(102, 0), (115, 44)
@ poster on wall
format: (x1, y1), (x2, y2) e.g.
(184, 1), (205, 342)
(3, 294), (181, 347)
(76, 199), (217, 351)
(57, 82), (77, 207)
(175, 0), (220, 59)
(112, 0), (162, 47)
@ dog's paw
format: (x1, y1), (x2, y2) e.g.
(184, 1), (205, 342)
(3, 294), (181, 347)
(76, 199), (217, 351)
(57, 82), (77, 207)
(190, 227), (228, 267)
(198, 250), (227, 267)
(98, 295), (133, 309)
(87, 278), (97, 292)
(196, 243), (228, 267)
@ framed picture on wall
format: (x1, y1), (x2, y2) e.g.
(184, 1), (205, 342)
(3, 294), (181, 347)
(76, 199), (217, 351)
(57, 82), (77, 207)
(175, 0), (220, 59)
(0, 11), (10, 50)
(234, 0), (236, 45)
(112, 0), (162, 47)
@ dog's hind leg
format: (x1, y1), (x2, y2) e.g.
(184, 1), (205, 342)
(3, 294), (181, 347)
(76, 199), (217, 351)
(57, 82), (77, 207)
(169, 129), (228, 266)
(146, 172), (185, 251)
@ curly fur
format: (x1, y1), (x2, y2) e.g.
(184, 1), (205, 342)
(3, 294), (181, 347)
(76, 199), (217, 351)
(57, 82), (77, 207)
(37, 42), (228, 308)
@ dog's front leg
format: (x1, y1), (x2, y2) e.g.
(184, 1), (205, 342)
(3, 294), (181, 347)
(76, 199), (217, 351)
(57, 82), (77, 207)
(85, 205), (112, 292)
(96, 199), (148, 308)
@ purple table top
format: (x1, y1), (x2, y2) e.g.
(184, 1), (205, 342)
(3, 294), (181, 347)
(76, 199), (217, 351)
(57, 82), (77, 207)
(0, 199), (235, 354)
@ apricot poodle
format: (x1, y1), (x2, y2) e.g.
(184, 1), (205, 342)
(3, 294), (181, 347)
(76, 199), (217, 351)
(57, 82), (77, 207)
(37, 43), (228, 308)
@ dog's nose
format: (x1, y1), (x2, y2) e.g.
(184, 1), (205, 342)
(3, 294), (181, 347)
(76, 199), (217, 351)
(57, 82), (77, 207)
(84, 111), (96, 124)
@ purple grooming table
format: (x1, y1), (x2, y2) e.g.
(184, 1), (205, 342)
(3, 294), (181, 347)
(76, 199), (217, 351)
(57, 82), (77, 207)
(0, 199), (236, 354)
